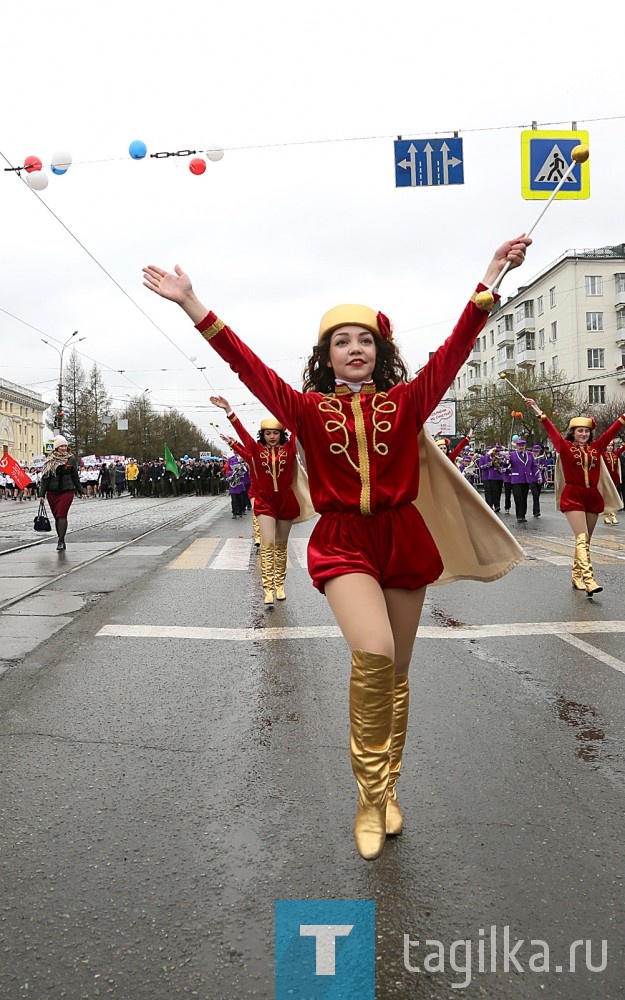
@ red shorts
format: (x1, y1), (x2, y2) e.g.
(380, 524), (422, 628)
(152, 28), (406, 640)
(46, 490), (75, 518)
(307, 503), (443, 594)
(253, 488), (300, 521)
(559, 484), (604, 514)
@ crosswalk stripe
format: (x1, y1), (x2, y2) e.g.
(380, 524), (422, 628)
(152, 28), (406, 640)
(210, 537), (253, 570)
(169, 538), (219, 569)
(289, 537), (309, 568)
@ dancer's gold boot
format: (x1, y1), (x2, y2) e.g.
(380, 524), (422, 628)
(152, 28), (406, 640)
(252, 513), (261, 547)
(571, 551), (585, 591)
(575, 533), (602, 596)
(604, 514), (611, 525)
(259, 542), (275, 605)
(349, 649), (394, 860)
(274, 542), (288, 600)
(610, 511), (619, 525)
(386, 674), (409, 836)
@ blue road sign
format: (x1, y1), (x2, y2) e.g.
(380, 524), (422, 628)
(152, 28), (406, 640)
(521, 130), (590, 200)
(394, 137), (464, 188)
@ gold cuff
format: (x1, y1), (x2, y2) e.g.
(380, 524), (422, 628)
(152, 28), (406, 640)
(200, 317), (225, 342)
(470, 290), (495, 313)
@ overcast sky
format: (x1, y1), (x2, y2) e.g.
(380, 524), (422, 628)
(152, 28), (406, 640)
(2, 0), (624, 451)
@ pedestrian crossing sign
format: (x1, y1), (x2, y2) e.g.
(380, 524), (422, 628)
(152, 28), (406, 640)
(521, 129), (590, 200)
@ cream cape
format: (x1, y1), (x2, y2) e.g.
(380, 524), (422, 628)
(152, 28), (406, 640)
(415, 430), (525, 585)
(290, 444), (316, 524)
(554, 455), (621, 514)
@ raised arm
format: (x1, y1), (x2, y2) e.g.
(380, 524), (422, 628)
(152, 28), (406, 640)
(210, 395), (258, 453)
(595, 413), (625, 452)
(524, 398), (563, 453)
(142, 265), (304, 432)
(410, 237), (531, 424)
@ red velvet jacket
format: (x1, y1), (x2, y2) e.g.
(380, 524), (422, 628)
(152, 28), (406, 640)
(197, 288), (494, 517)
(227, 411), (297, 497)
(603, 444), (625, 485)
(538, 413), (625, 489)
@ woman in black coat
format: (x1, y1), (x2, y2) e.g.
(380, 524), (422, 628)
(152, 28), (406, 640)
(39, 435), (83, 551)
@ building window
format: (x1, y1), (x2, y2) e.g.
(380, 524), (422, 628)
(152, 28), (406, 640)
(520, 332), (535, 350)
(462, 374), (466, 388)
(515, 301), (534, 322)
(537, 295), (544, 316)
(490, 330), (495, 347)
(550, 321), (557, 342)
(586, 312), (604, 331)
(585, 275), (603, 296)
(497, 314), (514, 334)
(490, 357), (495, 372)
(538, 328), (545, 349)
(616, 307), (625, 331)
(616, 273), (625, 294)
(549, 286), (557, 308)
(551, 355), (558, 370)
(539, 362), (545, 377)
(483, 362), (488, 377)
(587, 348), (605, 369)
(482, 335), (486, 352)
(589, 385), (606, 404)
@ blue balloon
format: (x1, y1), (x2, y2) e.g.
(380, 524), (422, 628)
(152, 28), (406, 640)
(51, 165), (68, 175)
(512, 435), (519, 441)
(184, 455), (189, 460)
(129, 140), (147, 160)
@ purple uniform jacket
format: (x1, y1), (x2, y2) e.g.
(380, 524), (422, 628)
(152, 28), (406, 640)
(508, 450), (539, 484)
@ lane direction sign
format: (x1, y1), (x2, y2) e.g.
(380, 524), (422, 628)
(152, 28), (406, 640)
(521, 129), (590, 200)
(394, 137), (464, 188)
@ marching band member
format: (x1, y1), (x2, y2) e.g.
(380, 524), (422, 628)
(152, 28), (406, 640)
(524, 400), (625, 595)
(210, 395), (312, 605)
(508, 439), (539, 522)
(143, 234), (529, 861)
(602, 440), (625, 523)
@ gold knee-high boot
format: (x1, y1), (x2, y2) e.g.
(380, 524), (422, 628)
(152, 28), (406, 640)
(260, 542), (275, 605)
(386, 674), (409, 836)
(274, 542), (288, 600)
(603, 514), (611, 525)
(252, 513), (261, 547)
(349, 649), (395, 861)
(610, 511), (619, 525)
(575, 533), (602, 596)
(571, 550), (585, 590)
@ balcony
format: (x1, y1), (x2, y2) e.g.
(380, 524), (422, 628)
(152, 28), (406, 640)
(497, 327), (515, 347)
(515, 315), (535, 335)
(468, 375), (482, 391)
(516, 349), (536, 367)
(615, 289), (625, 307)
(496, 356), (515, 375)
(467, 347), (481, 366)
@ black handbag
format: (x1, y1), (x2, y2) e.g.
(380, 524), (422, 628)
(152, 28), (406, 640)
(34, 499), (52, 532)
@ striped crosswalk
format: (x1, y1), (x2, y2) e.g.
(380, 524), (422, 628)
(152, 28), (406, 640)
(168, 533), (625, 572)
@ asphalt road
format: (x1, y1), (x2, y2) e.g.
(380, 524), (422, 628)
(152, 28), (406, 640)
(1, 495), (624, 999)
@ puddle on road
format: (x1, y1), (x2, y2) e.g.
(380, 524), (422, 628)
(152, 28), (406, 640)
(427, 604), (467, 629)
(554, 695), (607, 764)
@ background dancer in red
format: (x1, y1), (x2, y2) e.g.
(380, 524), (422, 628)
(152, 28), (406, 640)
(143, 234), (529, 861)
(524, 400), (625, 595)
(602, 440), (625, 523)
(210, 394), (304, 605)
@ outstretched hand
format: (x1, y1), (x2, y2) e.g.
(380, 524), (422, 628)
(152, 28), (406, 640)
(482, 235), (532, 287)
(142, 264), (192, 304)
(210, 395), (231, 411)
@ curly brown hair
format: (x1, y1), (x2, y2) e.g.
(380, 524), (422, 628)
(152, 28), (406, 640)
(301, 333), (410, 393)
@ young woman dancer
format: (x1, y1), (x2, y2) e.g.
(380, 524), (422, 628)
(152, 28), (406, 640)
(210, 395), (302, 605)
(602, 440), (625, 523)
(524, 400), (625, 595)
(143, 235), (530, 860)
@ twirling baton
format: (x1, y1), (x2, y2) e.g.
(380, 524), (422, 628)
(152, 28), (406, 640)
(497, 372), (527, 401)
(474, 143), (590, 311)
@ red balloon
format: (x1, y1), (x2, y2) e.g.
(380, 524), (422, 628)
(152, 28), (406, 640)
(24, 155), (43, 173)
(189, 157), (206, 175)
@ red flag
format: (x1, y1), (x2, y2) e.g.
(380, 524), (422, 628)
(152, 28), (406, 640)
(0, 453), (32, 490)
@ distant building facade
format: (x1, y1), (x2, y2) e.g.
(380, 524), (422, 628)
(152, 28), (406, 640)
(452, 244), (625, 406)
(0, 378), (48, 466)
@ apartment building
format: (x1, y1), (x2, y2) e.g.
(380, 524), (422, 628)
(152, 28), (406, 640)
(0, 378), (48, 465)
(452, 243), (625, 406)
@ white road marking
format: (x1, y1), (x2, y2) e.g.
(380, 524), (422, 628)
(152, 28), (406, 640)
(97, 620), (625, 642)
(210, 537), (253, 570)
(169, 538), (219, 569)
(289, 537), (309, 568)
(557, 634), (625, 675)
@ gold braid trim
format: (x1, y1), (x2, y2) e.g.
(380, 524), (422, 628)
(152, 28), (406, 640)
(371, 393), (396, 455)
(200, 317), (225, 342)
(351, 394), (371, 516)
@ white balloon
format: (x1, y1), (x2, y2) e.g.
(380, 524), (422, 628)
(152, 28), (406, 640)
(206, 146), (224, 162)
(189, 355), (197, 362)
(51, 149), (72, 170)
(26, 171), (49, 191)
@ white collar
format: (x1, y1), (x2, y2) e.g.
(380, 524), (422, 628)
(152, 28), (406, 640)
(335, 378), (374, 393)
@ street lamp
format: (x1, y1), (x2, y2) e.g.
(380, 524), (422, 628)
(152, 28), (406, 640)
(41, 331), (86, 436)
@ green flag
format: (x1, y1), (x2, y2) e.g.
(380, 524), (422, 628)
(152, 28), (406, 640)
(164, 444), (179, 478)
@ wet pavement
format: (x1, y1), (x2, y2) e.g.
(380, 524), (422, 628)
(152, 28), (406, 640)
(1, 500), (625, 998)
